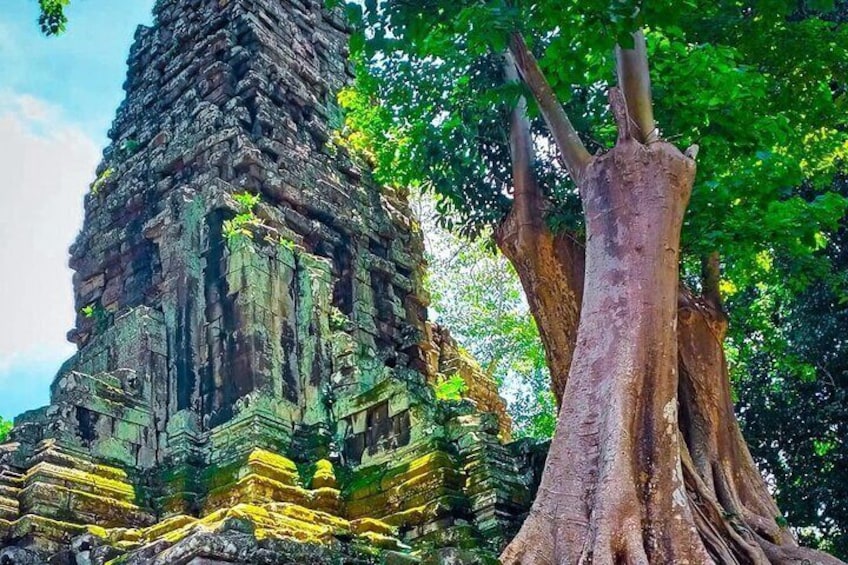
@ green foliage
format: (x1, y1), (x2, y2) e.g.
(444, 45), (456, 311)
(508, 386), (557, 440)
(223, 192), (264, 248)
(418, 193), (555, 438)
(329, 307), (353, 332)
(37, 0), (69, 36)
(433, 374), (467, 402)
(119, 138), (140, 158)
(338, 0), (848, 294)
(81, 302), (108, 333)
(91, 167), (114, 195)
(0, 418), (11, 443)
(222, 214), (261, 245)
(731, 178), (848, 558)
(233, 192), (261, 212)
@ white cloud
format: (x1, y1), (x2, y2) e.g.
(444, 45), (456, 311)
(0, 91), (100, 372)
(15, 93), (53, 123)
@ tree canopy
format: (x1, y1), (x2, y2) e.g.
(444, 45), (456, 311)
(336, 0), (848, 299)
(416, 194), (556, 439)
(731, 176), (848, 557)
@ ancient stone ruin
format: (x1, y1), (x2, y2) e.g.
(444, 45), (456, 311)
(0, 0), (546, 563)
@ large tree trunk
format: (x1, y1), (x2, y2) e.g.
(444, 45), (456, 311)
(497, 32), (844, 564)
(499, 91), (847, 564)
(503, 95), (708, 562)
(495, 213), (583, 404)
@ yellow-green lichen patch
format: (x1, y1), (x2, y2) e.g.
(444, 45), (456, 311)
(160, 503), (343, 547)
(139, 514), (197, 542)
(350, 517), (397, 537)
(9, 514), (89, 543)
(345, 450), (458, 502)
(24, 462), (137, 501)
(356, 530), (409, 551)
(264, 502), (348, 531)
(84, 524), (109, 539)
(310, 459), (338, 489)
(203, 473), (314, 513)
(378, 495), (466, 529)
(21, 481), (150, 529)
(244, 449), (301, 484)
(86, 496), (411, 559)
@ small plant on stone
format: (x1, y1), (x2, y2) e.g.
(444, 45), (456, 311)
(223, 213), (262, 242)
(119, 138), (140, 158)
(433, 374), (467, 402)
(329, 307), (352, 332)
(0, 418), (12, 443)
(91, 167), (114, 195)
(278, 237), (296, 252)
(223, 192), (264, 248)
(81, 303), (108, 332)
(233, 192), (261, 213)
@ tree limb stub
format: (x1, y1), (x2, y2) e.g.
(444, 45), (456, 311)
(701, 251), (724, 311)
(503, 52), (543, 246)
(508, 32), (592, 185)
(615, 30), (658, 144)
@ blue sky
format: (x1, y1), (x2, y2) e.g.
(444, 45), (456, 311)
(0, 1), (155, 420)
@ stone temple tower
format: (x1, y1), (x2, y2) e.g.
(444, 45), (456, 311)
(0, 0), (545, 562)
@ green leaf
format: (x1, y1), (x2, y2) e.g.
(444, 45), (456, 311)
(433, 374), (467, 402)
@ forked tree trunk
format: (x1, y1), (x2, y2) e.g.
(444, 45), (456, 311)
(499, 91), (846, 564)
(502, 91), (708, 562)
(495, 51), (584, 405)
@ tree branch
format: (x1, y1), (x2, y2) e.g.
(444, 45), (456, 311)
(508, 32), (591, 184)
(503, 52), (543, 236)
(701, 252), (723, 310)
(615, 30), (657, 143)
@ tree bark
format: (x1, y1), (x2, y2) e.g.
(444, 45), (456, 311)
(499, 90), (847, 564)
(495, 213), (584, 404)
(677, 289), (845, 564)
